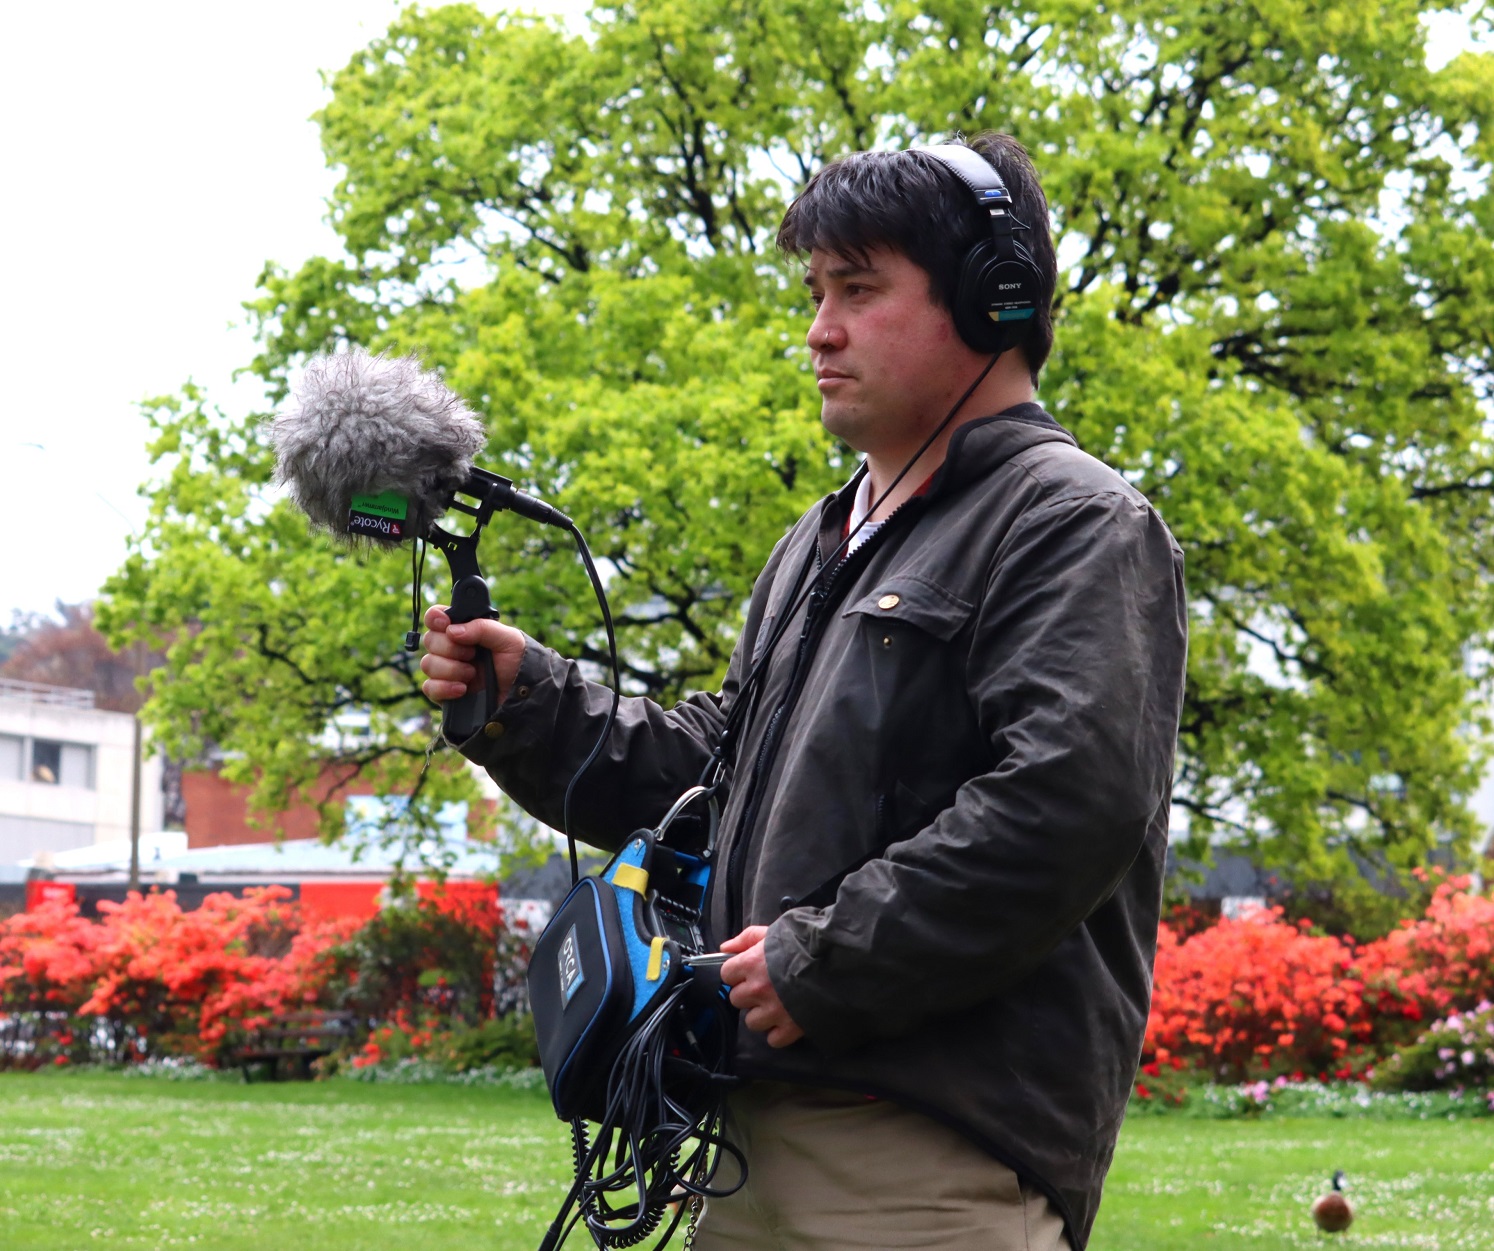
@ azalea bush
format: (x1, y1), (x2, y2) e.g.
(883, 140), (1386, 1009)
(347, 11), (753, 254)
(4, 875), (1489, 1088)
(0, 884), (536, 1071)
(1144, 905), (1380, 1086)
(339, 1006), (539, 1075)
(1140, 876), (1494, 1093)
(325, 888), (538, 1074)
(1354, 876), (1494, 1022)
(0, 887), (355, 1068)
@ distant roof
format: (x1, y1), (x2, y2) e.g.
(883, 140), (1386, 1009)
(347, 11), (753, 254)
(0, 678), (96, 710)
(51, 835), (505, 882)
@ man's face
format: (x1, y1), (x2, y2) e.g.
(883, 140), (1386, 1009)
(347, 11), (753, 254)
(804, 245), (976, 462)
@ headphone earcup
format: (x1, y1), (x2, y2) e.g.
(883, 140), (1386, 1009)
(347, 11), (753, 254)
(952, 239), (1041, 356)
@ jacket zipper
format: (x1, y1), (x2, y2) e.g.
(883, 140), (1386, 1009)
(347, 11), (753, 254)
(723, 497), (921, 936)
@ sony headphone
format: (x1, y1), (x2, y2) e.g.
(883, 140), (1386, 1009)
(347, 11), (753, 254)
(920, 144), (1043, 357)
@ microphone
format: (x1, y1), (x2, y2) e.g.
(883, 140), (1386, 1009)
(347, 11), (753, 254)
(272, 348), (484, 543)
(271, 348), (570, 543)
(271, 348), (572, 743)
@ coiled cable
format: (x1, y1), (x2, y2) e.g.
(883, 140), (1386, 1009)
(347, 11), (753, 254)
(539, 981), (744, 1249)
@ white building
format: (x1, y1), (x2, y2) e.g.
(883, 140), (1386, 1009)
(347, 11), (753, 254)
(0, 678), (163, 864)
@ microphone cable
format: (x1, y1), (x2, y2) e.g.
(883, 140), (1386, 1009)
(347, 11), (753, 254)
(558, 519), (622, 886)
(533, 520), (744, 1251)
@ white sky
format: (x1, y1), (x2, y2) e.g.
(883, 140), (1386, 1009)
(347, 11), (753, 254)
(0, 3), (1479, 624)
(0, 0), (585, 623)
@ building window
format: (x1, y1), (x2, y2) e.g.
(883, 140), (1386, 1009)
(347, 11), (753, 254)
(0, 734), (21, 781)
(30, 740), (94, 789)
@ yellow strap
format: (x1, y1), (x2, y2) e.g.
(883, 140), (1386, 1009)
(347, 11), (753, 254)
(612, 863), (650, 895)
(646, 936), (666, 982)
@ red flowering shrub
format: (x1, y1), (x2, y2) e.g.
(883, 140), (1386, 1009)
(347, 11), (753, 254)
(0, 896), (103, 1009)
(1146, 905), (1377, 1083)
(0, 896), (106, 1066)
(15, 873), (1482, 1087)
(1141, 879), (1494, 1089)
(81, 887), (357, 1059)
(346, 1008), (539, 1073)
(0, 888), (356, 1067)
(0, 882), (535, 1071)
(1354, 877), (1494, 1026)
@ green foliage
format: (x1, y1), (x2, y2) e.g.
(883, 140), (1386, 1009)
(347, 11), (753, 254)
(1275, 868), (1442, 943)
(323, 895), (504, 1027)
(102, 0), (1494, 877)
(435, 1014), (540, 1072)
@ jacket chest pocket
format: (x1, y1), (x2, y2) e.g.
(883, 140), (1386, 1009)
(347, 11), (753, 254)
(843, 574), (974, 646)
(839, 574), (976, 751)
(837, 574), (979, 855)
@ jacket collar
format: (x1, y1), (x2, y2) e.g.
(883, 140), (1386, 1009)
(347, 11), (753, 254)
(821, 403), (1077, 526)
(926, 403), (1077, 498)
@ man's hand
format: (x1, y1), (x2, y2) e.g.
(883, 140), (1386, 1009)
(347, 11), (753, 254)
(419, 604), (527, 706)
(720, 925), (805, 1049)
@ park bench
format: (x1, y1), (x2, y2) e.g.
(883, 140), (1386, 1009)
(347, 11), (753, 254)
(236, 1009), (359, 1082)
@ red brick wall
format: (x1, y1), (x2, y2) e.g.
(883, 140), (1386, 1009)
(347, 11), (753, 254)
(182, 766), (360, 848)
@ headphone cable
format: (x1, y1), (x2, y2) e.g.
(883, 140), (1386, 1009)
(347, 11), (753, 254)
(701, 351), (1002, 787)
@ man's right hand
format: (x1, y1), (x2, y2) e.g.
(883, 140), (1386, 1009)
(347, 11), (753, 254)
(419, 604), (527, 706)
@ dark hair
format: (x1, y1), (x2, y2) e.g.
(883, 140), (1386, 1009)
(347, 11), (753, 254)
(776, 133), (1058, 383)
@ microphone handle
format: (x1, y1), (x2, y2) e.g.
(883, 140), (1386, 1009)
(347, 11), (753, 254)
(442, 573), (500, 745)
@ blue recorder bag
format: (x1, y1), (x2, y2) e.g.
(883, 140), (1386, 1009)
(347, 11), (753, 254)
(529, 826), (712, 1123)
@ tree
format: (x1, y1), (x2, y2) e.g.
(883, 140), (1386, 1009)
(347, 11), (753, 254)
(1, 602), (151, 714)
(102, 0), (1494, 880)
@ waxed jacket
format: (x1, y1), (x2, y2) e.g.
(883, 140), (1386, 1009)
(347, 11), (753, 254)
(461, 403), (1188, 1247)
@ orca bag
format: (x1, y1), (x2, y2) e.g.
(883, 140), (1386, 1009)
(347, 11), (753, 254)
(528, 832), (690, 1122)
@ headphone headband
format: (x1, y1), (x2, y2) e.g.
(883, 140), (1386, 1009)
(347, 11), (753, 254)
(921, 143), (1015, 209)
(916, 143), (1040, 354)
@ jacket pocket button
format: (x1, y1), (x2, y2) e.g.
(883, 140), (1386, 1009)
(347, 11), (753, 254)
(483, 720), (505, 739)
(779, 895), (796, 913)
(882, 635), (892, 648)
(878, 593), (900, 610)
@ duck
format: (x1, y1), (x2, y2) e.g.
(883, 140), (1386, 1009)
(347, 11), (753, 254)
(1311, 1170), (1353, 1233)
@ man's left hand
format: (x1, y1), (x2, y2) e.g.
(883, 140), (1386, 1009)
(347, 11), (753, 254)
(719, 925), (805, 1049)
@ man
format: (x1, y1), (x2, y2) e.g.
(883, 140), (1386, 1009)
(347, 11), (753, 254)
(421, 133), (1187, 1250)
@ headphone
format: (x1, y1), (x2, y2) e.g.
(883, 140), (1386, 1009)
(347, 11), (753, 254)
(920, 144), (1043, 357)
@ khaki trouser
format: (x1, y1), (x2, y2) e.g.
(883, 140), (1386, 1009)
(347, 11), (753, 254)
(693, 1083), (1072, 1251)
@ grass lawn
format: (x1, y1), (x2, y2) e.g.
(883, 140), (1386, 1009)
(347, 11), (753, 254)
(0, 1072), (571, 1250)
(1092, 1116), (1494, 1249)
(1, 1072), (1491, 1249)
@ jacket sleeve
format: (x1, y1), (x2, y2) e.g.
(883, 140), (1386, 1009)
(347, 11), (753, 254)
(456, 537), (790, 852)
(766, 489), (1188, 1052)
